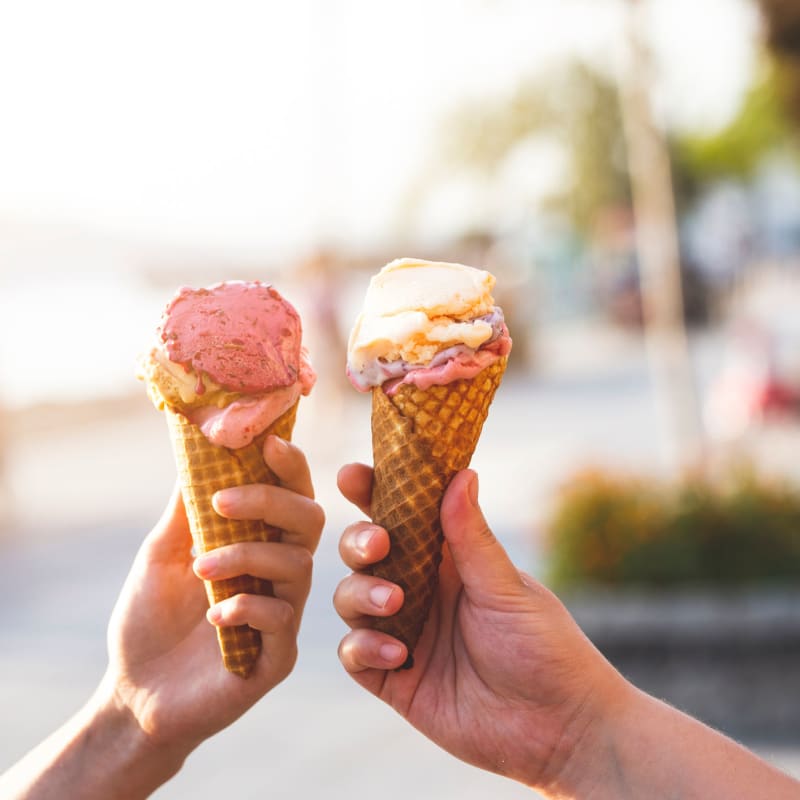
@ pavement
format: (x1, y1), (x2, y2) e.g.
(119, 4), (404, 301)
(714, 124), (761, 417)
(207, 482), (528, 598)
(2, 324), (800, 797)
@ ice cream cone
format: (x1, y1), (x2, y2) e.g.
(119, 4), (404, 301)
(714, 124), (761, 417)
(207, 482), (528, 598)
(368, 357), (508, 668)
(166, 401), (299, 678)
(140, 280), (315, 678)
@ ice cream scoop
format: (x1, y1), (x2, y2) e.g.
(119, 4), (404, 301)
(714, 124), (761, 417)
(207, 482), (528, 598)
(143, 281), (315, 448)
(140, 280), (315, 678)
(347, 258), (511, 394)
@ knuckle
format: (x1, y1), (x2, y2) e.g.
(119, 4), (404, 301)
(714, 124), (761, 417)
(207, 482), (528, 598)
(280, 543), (313, 580)
(332, 577), (354, 612)
(254, 483), (276, 511)
(339, 521), (369, 557)
(274, 599), (296, 629)
(337, 635), (352, 666)
(309, 501), (326, 534)
(219, 592), (251, 624)
(332, 580), (346, 609)
(281, 641), (299, 675)
(337, 631), (367, 672)
(291, 546), (314, 576)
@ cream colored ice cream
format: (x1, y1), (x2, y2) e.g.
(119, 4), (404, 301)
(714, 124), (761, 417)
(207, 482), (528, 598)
(347, 258), (511, 393)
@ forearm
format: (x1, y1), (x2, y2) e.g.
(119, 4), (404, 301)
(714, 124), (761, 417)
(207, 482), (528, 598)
(0, 680), (187, 800)
(548, 684), (800, 800)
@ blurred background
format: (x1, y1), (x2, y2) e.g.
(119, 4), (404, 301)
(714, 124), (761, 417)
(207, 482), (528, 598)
(3, 0), (800, 796)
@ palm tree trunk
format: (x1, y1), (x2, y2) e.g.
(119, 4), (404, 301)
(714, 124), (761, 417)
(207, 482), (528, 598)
(619, 0), (705, 469)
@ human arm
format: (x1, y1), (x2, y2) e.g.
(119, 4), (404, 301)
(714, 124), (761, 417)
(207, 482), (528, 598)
(1, 436), (324, 800)
(333, 463), (800, 799)
(556, 686), (800, 800)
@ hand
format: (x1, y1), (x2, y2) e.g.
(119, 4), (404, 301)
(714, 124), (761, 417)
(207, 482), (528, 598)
(105, 435), (324, 758)
(333, 464), (626, 792)
(0, 437), (325, 799)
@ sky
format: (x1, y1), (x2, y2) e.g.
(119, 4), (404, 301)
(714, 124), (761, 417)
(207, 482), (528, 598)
(0, 0), (760, 258)
(0, 0), (762, 407)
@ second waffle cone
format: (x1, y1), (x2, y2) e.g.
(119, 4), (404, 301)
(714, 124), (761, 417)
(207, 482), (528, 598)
(166, 401), (298, 678)
(369, 357), (508, 668)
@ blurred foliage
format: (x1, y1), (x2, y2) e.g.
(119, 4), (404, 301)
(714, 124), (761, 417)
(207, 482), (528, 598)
(672, 60), (800, 186)
(440, 62), (631, 233)
(437, 51), (800, 235)
(546, 466), (800, 588)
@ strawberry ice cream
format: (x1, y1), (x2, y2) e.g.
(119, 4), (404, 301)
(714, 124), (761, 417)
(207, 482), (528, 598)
(141, 280), (315, 448)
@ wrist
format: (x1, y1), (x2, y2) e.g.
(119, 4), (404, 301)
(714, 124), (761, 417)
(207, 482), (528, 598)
(84, 674), (190, 797)
(0, 674), (190, 800)
(542, 679), (800, 800)
(536, 663), (639, 800)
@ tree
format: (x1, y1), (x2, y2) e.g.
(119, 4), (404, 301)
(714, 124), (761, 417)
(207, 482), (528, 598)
(673, 59), (800, 188)
(758, 0), (800, 124)
(432, 61), (631, 235)
(618, 0), (703, 469)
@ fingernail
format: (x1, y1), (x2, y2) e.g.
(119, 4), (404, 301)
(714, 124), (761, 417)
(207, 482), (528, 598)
(369, 584), (395, 610)
(379, 643), (404, 663)
(194, 553), (218, 578)
(355, 527), (376, 557)
(213, 487), (243, 514)
(466, 471), (479, 508)
(207, 604), (223, 624)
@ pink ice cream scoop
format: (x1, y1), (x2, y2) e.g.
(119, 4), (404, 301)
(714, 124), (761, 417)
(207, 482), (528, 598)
(162, 281), (305, 394)
(148, 280), (315, 448)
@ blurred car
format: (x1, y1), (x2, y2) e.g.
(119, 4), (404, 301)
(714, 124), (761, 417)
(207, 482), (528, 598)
(705, 312), (800, 439)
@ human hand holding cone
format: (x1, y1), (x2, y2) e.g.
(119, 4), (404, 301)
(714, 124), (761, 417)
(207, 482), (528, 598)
(369, 358), (507, 665)
(347, 259), (512, 667)
(166, 402), (297, 676)
(140, 281), (315, 677)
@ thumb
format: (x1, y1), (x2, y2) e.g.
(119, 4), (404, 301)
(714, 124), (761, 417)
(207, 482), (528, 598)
(440, 470), (525, 599)
(143, 482), (194, 564)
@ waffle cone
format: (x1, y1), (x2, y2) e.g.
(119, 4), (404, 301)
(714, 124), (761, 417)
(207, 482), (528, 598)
(165, 401), (298, 678)
(369, 357), (508, 668)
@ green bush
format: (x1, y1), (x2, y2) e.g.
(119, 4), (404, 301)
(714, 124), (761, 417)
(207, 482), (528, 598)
(545, 467), (800, 588)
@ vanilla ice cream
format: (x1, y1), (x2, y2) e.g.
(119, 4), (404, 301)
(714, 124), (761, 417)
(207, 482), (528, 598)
(346, 258), (511, 393)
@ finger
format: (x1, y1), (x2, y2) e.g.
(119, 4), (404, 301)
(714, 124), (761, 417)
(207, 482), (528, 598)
(141, 483), (193, 566)
(337, 463), (373, 516)
(194, 541), (313, 605)
(257, 623), (299, 685)
(263, 436), (315, 499)
(212, 485), (325, 551)
(338, 628), (407, 674)
(333, 573), (403, 627)
(209, 595), (299, 683)
(338, 522), (391, 570)
(440, 470), (527, 600)
(207, 592), (297, 635)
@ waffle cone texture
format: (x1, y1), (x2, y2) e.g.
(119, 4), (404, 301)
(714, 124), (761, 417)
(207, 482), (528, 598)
(166, 401), (298, 678)
(368, 357), (508, 668)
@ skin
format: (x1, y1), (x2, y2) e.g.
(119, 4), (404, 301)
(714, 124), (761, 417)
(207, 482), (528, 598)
(1, 436), (324, 800)
(334, 464), (800, 799)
